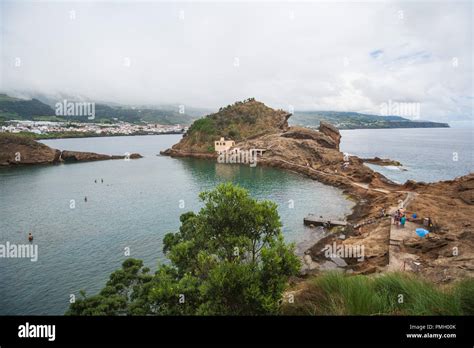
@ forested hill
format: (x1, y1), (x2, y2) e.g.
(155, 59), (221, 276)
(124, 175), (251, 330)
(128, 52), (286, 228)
(290, 111), (449, 129)
(0, 94), (54, 119)
(169, 98), (290, 153)
(0, 94), (198, 125)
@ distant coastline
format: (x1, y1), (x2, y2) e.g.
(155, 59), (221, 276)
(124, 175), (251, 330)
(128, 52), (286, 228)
(4, 130), (185, 141)
(291, 111), (450, 130)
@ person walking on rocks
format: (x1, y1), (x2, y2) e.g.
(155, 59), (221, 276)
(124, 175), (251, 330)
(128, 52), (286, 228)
(400, 214), (406, 228)
(393, 210), (400, 225)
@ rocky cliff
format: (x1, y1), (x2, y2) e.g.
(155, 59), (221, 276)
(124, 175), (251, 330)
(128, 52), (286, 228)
(0, 133), (142, 166)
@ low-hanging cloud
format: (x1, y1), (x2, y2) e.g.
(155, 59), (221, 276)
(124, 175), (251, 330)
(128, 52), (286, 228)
(1, 1), (472, 123)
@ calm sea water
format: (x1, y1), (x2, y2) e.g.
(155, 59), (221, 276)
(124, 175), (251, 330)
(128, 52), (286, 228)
(341, 128), (474, 183)
(2, 128), (471, 315)
(0, 135), (353, 315)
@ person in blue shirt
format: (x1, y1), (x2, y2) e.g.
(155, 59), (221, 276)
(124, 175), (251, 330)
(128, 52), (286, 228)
(400, 215), (406, 228)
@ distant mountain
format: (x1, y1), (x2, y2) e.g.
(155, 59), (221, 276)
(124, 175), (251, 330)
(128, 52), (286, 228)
(0, 94), (55, 120)
(31, 93), (213, 121)
(92, 104), (196, 125)
(290, 111), (449, 129)
(0, 94), (202, 125)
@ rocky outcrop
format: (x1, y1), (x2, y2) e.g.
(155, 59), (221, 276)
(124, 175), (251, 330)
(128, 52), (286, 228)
(402, 174), (474, 205)
(166, 99), (291, 155)
(61, 151), (142, 162)
(281, 126), (339, 149)
(458, 176), (474, 205)
(0, 133), (142, 166)
(362, 157), (403, 167)
(0, 134), (61, 165)
(318, 121), (341, 150)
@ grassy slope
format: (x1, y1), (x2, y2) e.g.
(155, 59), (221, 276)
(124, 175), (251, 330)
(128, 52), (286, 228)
(282, 272), (473, 315)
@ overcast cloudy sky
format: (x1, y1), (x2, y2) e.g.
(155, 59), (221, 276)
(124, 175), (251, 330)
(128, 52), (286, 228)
(1, 1), (472, 122)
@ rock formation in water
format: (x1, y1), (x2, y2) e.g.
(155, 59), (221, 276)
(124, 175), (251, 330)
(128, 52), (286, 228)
(163, 99), (290, 156)
(0, 133), (142, 166)
(60, 150), (142, 162)
(162, 99), (391, 189)
(361, 157), (403, 167)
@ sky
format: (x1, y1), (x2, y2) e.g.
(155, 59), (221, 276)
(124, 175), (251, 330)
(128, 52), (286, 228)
(1, 0), (473, 123)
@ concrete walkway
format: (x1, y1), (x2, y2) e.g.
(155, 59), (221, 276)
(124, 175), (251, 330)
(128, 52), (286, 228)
(386, 192), (421, 272)
(352, 182), (391, 194)
(388, 191), (417, 215)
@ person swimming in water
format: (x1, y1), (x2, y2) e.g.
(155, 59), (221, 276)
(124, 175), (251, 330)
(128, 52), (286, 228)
(28, 232), (33, 242)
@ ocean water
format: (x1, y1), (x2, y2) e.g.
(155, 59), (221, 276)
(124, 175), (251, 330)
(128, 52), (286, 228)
(340, 128), (474, 183)
(2, 128), (470, 315)
(0, 135), (353, 315)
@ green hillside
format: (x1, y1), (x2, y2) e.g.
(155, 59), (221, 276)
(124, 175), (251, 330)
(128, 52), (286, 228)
(291, 111), (449, 129)
(0, 94), (197, 125)
(0, 94), (55, 121)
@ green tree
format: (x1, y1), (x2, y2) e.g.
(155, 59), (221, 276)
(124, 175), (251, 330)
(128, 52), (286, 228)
(67, 183), (300, 315)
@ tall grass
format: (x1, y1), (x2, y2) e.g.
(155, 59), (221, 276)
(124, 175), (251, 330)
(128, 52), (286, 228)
(282, 272), (473, 315)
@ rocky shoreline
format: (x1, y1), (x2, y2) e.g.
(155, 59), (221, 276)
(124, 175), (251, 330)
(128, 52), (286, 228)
(0, 133), (142, 166)
(161, 100), (473, 283)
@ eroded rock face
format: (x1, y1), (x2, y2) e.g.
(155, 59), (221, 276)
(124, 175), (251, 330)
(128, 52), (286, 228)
(362, 157), (403, 167)
(458, 176), (474, 205)
(0, 134), (61, 165)
(281, 126), (338, 149)
(318, 121), (341, 150)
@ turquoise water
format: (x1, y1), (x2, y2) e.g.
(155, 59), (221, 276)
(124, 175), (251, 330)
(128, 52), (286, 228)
(340, 128), (474, 183)
(0, 135), (353, 315)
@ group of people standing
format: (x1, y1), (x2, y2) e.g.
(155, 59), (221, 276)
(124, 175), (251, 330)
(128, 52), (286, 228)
(393, 209), (407, 228)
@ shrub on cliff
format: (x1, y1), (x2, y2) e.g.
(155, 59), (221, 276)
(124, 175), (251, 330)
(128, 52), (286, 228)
(67, 183), (300, 315)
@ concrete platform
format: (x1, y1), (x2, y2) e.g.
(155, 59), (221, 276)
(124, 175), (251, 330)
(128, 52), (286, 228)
(304, 215), (347, 228)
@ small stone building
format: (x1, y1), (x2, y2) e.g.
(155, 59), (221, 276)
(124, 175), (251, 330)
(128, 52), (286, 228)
(214, 137), (235, 152)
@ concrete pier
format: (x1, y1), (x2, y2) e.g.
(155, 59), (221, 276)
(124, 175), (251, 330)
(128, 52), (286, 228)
(303, 215), (347, 228)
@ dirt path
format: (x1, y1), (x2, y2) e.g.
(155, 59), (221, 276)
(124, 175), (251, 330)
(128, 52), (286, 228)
(352, 182), (391, 194)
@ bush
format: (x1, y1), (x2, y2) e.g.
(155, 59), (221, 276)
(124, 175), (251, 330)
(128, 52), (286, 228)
(188, 117), (216, 135)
